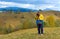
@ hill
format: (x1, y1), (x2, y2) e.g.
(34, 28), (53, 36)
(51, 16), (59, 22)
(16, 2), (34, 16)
(0, 11), (60, 28)
(0, 11), (60, 34)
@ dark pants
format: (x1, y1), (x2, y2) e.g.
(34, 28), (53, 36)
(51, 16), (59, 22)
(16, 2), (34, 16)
(37, 24), (43, 34)
(36, 20), (44, 34)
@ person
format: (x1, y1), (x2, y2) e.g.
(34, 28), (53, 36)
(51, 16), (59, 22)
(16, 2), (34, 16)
(35, 10), (44, 34)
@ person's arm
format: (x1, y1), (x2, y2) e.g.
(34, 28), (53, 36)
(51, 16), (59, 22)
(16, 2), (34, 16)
(35, 16), (39, 20)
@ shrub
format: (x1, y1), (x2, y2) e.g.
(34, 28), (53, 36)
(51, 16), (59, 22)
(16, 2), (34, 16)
(0, 24), (14, 34)
(44, 21), (50, 27)
(15, 24), (23, 31)
(46, 15), (55, 27)
(3, 24), (14, 34)
(23, 19), (36, 29)
(55, 19), (60, 27)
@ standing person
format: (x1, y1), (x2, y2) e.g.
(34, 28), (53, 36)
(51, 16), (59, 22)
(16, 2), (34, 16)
(35, 10), (44, 35)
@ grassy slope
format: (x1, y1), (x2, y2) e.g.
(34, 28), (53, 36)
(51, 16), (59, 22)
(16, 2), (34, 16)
(0, 12), (36, 27)
(0, 11), (60, 27)
(0, 27), (60, 39)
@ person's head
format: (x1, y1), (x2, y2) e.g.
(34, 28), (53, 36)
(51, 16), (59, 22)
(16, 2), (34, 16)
(36, 9), (42, 17)
(36, 11), (40, 17)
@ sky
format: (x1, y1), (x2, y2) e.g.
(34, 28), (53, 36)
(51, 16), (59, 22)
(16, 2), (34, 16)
(0, 0), (60, 11)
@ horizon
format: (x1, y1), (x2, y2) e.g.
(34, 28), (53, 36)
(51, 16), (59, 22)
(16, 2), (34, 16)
(0, 0), (60, 11)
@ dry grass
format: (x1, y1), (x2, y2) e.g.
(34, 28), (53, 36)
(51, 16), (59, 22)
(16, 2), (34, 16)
(0, 12), (59, 28)
(0, 27), (60, 39)
(0, 12), (60, 34)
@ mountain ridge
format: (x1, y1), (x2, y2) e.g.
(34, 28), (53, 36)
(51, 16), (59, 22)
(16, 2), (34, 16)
(0, 7), (37, 12)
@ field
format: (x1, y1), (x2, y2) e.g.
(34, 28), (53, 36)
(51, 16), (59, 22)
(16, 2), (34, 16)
(0, 27), (60, 39)
(0, 11), (60, 39)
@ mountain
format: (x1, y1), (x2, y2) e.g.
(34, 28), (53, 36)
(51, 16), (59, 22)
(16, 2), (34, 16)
(0, 7), (37, 12)
(43, 8), (52, 11)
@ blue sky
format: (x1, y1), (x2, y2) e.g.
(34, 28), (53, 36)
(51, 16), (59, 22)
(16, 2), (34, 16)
(0, 0), (60, 11)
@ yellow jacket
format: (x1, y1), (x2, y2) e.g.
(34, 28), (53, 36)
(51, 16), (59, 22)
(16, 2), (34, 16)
(35, 14), (44, 20)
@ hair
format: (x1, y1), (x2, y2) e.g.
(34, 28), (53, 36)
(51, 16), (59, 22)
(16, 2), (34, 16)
(36, 12), (40, 17)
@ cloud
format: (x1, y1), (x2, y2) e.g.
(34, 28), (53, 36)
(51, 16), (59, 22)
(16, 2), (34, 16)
(39, 0), (60, 11)
(0, 1), (32, 7)
(0, 1), (37, 10)
(38, 5), (54, 10)
(0, 1), (55, 10)
(0, 0), (60, 11)
(0, 5), (7, 8)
